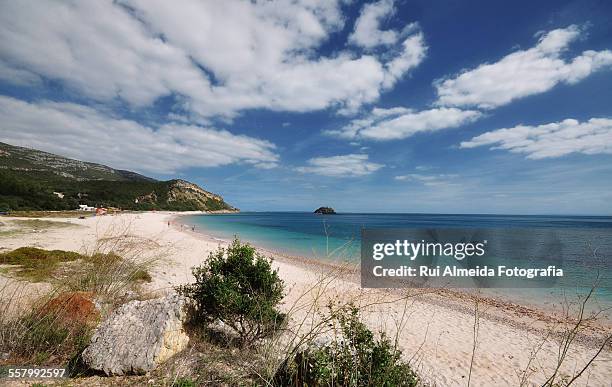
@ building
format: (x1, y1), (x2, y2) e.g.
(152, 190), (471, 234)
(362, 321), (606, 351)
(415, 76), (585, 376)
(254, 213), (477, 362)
(77, 204), (95, 211)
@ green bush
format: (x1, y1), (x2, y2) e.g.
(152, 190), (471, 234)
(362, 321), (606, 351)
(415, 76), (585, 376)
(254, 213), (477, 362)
(172, 377), (197, 387)
(274, 305), (419, 386)
(177, 238), (285, 346)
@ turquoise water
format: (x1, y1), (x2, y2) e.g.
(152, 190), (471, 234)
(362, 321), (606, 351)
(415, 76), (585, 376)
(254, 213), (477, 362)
(183, 212), (612, 313)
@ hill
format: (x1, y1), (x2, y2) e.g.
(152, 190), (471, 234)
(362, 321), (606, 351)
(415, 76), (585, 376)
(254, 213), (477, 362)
(0, 142), (237, 212)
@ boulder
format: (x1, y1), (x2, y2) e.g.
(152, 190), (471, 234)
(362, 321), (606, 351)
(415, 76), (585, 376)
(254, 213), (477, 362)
(82, 293), (189, 375)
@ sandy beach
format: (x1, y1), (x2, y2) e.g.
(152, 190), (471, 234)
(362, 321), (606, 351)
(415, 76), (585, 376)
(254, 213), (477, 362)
(1, 211), (610, 386)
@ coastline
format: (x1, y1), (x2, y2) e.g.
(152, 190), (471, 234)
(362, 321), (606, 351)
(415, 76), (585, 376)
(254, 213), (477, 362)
(172, 213), (612, 345)
(1, 211), (610, 385)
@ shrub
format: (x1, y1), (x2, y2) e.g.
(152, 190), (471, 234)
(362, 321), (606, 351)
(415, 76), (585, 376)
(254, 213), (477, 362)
(274, 305), (419, 386)
(172, 377), (197, 387)
(177, 238), (285, 346)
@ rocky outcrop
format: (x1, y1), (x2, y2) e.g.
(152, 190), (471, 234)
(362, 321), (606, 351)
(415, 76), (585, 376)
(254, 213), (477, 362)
(82, 293), (189, 376)
(314, 206), (336, 215)
(135, 191), (158, 204)
(166, 179), (238, 211)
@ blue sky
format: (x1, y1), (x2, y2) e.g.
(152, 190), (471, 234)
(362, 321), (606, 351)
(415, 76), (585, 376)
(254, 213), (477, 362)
(0, 0), (611, 214)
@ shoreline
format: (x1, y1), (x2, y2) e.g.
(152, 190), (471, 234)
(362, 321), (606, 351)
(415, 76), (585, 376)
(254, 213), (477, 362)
(2, 211), (610, 385)
(171, 213), (611, 348)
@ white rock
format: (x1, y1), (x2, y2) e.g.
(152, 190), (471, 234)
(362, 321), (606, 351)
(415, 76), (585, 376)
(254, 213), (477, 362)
(82, 293), (189, 375)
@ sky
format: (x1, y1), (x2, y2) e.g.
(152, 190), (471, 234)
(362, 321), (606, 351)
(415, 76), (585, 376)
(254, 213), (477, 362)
(0, 0), (611, 215)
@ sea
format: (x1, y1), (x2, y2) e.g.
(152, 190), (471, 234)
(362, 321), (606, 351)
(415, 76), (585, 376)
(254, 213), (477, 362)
(183, 212), (612, 315)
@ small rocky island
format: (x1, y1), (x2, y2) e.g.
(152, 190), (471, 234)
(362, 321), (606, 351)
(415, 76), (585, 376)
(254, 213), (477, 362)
(314, 206), (336, 215)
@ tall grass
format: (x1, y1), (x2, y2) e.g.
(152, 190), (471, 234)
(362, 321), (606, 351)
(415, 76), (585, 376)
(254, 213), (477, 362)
(0, 282), (91, 365)
(0, 219), (160, 367)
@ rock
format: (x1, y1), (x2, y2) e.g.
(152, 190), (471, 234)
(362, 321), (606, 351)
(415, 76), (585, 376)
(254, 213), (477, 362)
(314, 206), (336, 215)
(82, 293), (189, 376)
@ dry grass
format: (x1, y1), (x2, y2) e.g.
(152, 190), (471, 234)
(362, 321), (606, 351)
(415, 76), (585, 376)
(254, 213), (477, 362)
(0, 283), (93, 366)
(0, 247), (152, 298)
(0, 253), (152, 369)
(0, 220), (160, 370)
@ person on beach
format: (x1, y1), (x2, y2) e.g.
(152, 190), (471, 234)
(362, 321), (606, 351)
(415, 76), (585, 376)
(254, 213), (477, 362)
(192, 225), (195, 232)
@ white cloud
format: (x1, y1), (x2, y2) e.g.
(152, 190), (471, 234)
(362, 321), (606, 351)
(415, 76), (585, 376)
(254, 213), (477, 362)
(435, 25), (612, 109)
(0, 96), (278, 174)
(395, 173), (459, 187)
(460, 118), (612, 159)
(347, 0), (426, 89)
(326, 107), (481, 141)
(296, 154), (383, 177)
(382, 32), (427, 89)
(349, 0), (400, 48)
(0, 0), (427, 119)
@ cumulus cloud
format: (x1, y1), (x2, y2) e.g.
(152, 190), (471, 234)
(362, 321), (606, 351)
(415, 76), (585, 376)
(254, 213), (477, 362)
(349, 0), (400, 48)
(435, 25), (612, 109)
(0, 96), (278, 174)
(296, 154), (383, 177)
(326, 107), (481, 141)
(0, 0), (426, 119)
(460, 118), (612, 159)
(382, 32), (427, 89)
(347, 0), (426, 90)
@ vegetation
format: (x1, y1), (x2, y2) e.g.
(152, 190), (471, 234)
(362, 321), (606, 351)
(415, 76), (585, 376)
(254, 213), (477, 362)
(0, 169), (233, 211)
(0, 243), (154, 368)
(64, 252), (152, 298)
(0, 247), (83, 282)
(314, 206), (336, 214)
(12, 219), (77, 228)
(177, 238), (285, 347)
(0, 142), (235, 212)
(274, 304), (419, 386)
(0, 247), (151, 292)
(4, 306), (92, 365)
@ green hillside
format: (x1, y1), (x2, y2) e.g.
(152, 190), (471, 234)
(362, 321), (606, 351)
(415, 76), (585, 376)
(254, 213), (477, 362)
(0, 142), (236, 212)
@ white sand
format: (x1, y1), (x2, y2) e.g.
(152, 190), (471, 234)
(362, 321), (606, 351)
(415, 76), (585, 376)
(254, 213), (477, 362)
(1, 212), (610, 386)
